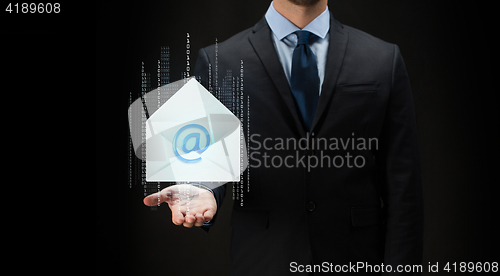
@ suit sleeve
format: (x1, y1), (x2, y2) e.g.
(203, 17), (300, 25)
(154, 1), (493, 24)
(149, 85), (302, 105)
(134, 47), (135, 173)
(195, 47), (228, 232)
(377, 45), (424, 275)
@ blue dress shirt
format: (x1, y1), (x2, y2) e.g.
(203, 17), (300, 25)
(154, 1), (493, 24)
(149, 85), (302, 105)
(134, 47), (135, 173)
(265, 1), (330, 94)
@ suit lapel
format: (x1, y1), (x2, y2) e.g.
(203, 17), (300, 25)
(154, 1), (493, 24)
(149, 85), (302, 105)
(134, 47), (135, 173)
(311, 14), (348, 132)
(248, 18), (306, 136)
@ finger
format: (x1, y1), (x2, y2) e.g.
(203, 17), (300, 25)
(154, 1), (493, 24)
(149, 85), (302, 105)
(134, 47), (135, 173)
(171, 206), (185, 225)
(203, 209), (215, 222)
(194, 213), (205, 227)
(183, 214), (196, 228)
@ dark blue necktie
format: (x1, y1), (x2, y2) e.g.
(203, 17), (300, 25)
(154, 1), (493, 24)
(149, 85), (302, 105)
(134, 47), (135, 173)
(290, 30), (320, 131)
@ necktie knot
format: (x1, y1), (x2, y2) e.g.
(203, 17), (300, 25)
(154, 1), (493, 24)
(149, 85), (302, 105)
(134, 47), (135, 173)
(295, 30), (311, 46)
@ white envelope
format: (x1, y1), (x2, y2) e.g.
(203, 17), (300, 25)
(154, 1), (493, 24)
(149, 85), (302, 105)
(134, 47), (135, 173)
(129, 78), (247, 183)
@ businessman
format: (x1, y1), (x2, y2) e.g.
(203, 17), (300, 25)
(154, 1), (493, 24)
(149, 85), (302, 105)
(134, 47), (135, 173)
(144, 0), (423, 275)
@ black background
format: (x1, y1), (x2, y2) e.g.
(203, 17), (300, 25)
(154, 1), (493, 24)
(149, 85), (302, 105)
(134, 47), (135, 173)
(92, 1), (499, 275)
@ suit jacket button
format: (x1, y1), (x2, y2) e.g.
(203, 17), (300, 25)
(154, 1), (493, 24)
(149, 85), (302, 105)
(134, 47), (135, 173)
(306, 202), (316, 212)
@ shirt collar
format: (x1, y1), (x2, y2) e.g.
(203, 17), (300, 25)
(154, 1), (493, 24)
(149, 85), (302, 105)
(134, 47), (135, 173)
(265, 1), (330, 41)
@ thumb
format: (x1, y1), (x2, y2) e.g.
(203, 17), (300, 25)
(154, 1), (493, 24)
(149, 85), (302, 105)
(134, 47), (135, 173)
(143, 188), (173, 206)
(143, 192), (161, 206)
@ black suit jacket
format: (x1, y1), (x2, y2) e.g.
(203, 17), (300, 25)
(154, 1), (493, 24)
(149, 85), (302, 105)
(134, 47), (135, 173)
(195, 14), (423, 276)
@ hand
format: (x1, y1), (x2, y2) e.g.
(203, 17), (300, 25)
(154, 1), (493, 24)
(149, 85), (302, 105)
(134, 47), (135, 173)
(143, 184), (217, 228)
